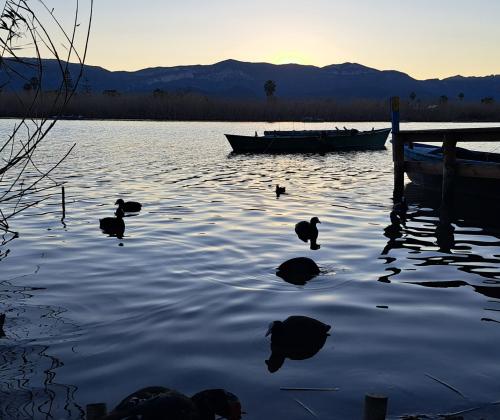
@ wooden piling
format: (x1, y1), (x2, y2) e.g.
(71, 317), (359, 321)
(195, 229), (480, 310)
(440, 137), (457, 224)
(61, 186), (66, 219)
(391, 97), (404, 202)
(363, 394), (388, 420)
(86, 403), (107, 420)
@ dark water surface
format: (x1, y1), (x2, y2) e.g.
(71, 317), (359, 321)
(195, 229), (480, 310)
(1, 120), (500, 419)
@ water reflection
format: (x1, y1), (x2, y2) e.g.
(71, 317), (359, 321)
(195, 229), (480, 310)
(380, 183), (500, 312)
(0, 278), (83, 418)
(0, 231), (17, 262)
(265, 316), (331, 373)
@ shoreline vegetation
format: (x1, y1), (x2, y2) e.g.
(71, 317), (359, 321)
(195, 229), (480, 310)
(2, 91), (500, 122)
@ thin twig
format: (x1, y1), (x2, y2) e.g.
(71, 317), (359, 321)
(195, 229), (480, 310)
(424, 373), (467, 399)
(293, 399), (319, 418)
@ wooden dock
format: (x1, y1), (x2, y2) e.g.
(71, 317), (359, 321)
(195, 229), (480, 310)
(391, 97), (500, 221)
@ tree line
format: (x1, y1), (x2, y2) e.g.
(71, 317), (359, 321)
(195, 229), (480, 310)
(1, 88), (500, 122)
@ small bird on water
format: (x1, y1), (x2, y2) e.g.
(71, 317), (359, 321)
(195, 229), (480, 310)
(102, 386), (243, 420)
(295, 217), (321, 249)
(275, 184), (286, 198)
(99, 208), (125, 238)
(115, 198), (142, 213)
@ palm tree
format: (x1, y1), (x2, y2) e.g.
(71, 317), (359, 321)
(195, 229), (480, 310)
(409, 92), (416, 101)
(439, 95), (449, 105)
(264, 80), (276, 98)
(458, 92), (464, 101)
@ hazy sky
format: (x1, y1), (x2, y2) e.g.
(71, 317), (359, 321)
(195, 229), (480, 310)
(45, 0), (500, 79)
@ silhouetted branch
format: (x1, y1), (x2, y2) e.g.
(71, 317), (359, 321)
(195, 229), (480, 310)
(0, 0), (93, 229)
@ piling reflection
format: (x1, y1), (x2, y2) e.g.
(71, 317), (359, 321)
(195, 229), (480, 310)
(0, 278), (84, 418)
(265, 316), (331, 373)
(379, 183), (500, 318)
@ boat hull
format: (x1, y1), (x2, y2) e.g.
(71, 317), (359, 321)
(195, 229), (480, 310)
(404, 143), (500, 198)
(225, 129), (390, 153)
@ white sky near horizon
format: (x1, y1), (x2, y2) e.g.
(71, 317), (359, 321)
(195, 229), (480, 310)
(19, 0), (500, 80)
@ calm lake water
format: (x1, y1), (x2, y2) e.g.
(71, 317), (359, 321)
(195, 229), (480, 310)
(1, 120), (500, 419)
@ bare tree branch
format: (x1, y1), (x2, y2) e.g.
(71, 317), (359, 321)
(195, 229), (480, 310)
(0, 0), (93, 229)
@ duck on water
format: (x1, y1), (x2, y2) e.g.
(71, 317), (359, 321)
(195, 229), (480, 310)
(295, 217), (321, 250)
(265, 316), (331, 373)
(99, 208), (125, 238)
(102, 386), (243, 420)
(115, 198), (142, 213)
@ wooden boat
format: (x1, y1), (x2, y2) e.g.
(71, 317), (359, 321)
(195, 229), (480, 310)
(225, 128), (390, 153)
(404, 142), (500, 197)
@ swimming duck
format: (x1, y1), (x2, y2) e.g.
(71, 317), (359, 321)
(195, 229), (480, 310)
(265, 315), (331, 373)
(103, 386), (242, 420)
(276, 257), (320, 285)
(275, 185), (286, 197)
(115, 198), (142, 213)
(99, 208), (125, 238)
(295, 217), (321, 249)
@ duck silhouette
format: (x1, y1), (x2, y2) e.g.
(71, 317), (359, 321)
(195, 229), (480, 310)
(99, 208), (125, 238)
(294, 217), (321, 250)
(275, 184), (286, 198)
(265, 316), (331, 373)
(115, 198), (142, 213)
(276, 257), (320, 285)
(103, 386), (242, 420)
(0, 313), (5, 338)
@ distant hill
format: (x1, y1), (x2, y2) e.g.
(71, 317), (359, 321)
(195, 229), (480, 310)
(2, 58), (500, 101)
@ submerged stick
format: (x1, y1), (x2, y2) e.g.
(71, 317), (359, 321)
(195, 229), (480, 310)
(440, 400), (500, 417)
(293, 398), (318, 418)
(424, 373), (467, 399)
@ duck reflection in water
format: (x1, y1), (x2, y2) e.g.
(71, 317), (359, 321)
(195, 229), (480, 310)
(381, 211), (404, 255)
(265, 315), (331, 373)
(102, 386), (243, 420)
(99, 208), (125, 239)
(295, 217), (321, 250)
(276, 257), (320, 285)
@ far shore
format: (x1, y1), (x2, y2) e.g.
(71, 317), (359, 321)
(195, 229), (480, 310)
(1, 91), (500, 123)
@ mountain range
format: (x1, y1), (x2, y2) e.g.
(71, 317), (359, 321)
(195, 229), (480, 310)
(2, 58), (500, 101)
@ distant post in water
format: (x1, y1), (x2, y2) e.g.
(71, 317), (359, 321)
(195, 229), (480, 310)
(61, 186), (66, 220)
(391, 97), (404, 202)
